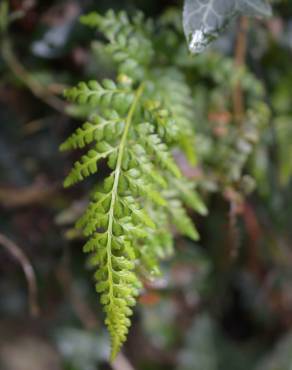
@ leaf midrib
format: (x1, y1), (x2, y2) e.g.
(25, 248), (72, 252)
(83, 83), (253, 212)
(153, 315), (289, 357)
(105, 83), (145, 309)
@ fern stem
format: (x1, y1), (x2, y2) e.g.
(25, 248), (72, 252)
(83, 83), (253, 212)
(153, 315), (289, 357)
(106, 83), (144, 307)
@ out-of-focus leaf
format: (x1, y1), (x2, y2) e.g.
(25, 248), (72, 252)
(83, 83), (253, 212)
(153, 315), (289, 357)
(183, 0), (272, 53)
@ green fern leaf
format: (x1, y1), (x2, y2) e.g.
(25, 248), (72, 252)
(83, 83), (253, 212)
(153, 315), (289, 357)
(60, 111), (123, 151)
(64, 142), (116, 187)
(61, 9), (207, 361)
(64, 79), (134, 112)
(169, 199), (200, 241)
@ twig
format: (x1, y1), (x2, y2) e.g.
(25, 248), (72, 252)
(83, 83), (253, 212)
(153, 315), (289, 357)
(1, 38), (66, 113)
(0, 233), (39, 316)
(112, 353), (136, 370)
(0, 181), (59, 208)
(232, 16), (249, 125)
(242, 201), (263, 276)
(228, 200), (240, 259)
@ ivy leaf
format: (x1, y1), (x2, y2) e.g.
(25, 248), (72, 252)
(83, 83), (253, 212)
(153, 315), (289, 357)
(183, 0), (272, 54)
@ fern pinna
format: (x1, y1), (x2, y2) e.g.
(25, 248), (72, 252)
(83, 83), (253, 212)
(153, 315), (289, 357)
(61, 10), (207, 360)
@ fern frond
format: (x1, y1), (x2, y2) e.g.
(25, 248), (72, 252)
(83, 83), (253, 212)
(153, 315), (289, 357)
(79, 84), (147, 359)
(143, 99), (179, 142)
(121, 196), (155, 228)
(140, 207), (174, 276)
(60, 111), (123, 151)
(123, 168), (167, 206)
(64, 142), (116, 187)
(169, 198), (200, 241)
(129, 144), (168, 188)
(172, 177), (208, 216)
(81, 10), (154, 80)
(62, 9), (207, 361)
(64, 79), (134, 112)
(137, 122), (181, 178)
(151, 68), (197, 163)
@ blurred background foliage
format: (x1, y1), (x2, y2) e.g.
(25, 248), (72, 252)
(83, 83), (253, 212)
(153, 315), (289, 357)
(0, 0), (292, 369)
